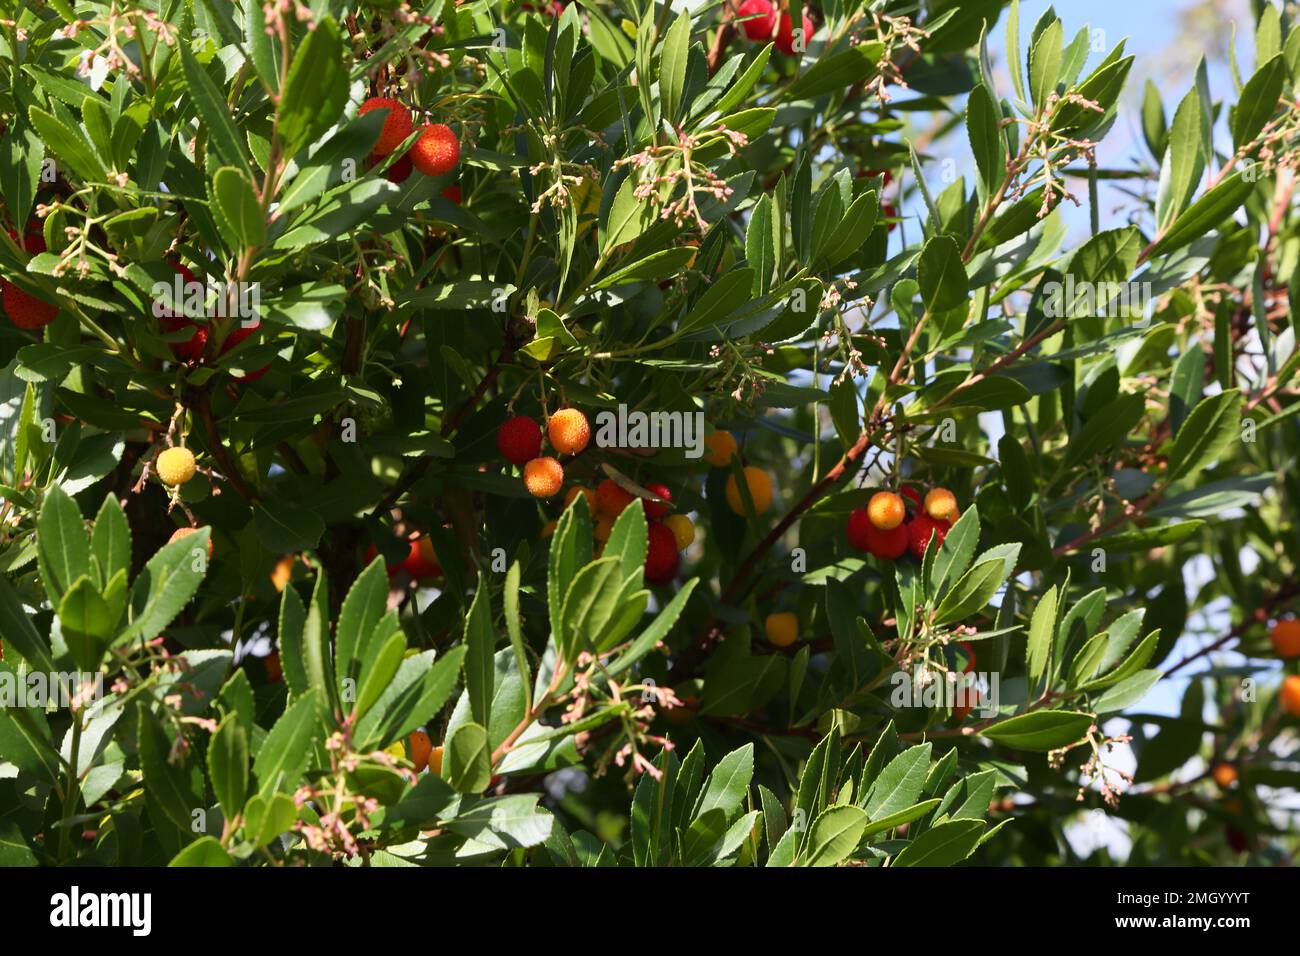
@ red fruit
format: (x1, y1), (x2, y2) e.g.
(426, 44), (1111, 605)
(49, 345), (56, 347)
(2, 229), (57, 330)
(161, 315), (208, 361)
(498, 416), (543, 465)
(866, 523), (909, 560)
(359, 97), (414, 158)
(642, 483), (672, 520)
(265, 651), (283, 683)
(846, 508), (873, 551)
(774, 10), (814, 55)
(220, 319), (269, 381)
(410, 124), (460, 177)
(2, 281), (58, 330)
(907, 515), (951, 560)
(384, 152), (413, 184)
(402, 537), (442, 581)
(441, 184), (462, 204)
(644, 522), (680, 584)
(736, 0), (776, 41)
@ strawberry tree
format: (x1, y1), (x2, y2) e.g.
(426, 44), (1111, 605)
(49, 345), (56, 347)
(0, 0), (1297, 867)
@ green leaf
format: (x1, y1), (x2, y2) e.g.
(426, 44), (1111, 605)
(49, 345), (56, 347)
(27, 108), (106, 183)
(979, 710), (1094, 751)
(892, 818), (985, 866)
(966, 83), (1002, 198)
(253, 690), (321, 796)
(1026, 585), (1057, 684)
(803, 805), (868, 866)
(1093, 669), (1160, 713)
(1150, 171), (1255, 258)
(210, 167), (265, 247)
(90, 493), (131, 587)
(446, 721), (492, 793)
(1167, 389), (1241, 482)
(864, 744), (931, 820)
(124, 528), (211, 641)
(252, 503), (325, 552)
(1231, 55), (1286, 148)
(464, 580), (496, 729)
(36, 484), (89, 604)
(0, 575), (55, 672)
(658, 12), (691, 123)
(784, 42), (884, 100)
(918, 235), (968, 313)
(179, 44), (252, 175)
(207, 714), (249, 821)
(746, 194), (775, 295)
(334, 557), (389, 695)
(169, 836), (234, 867)
(1065, 392), (1145, 466)
(933, 558), (1005, 626)
(58, 576), (113, 672)
(277, 16), (349, 158)
(138, 707), (198, 830)
(1028, 18), (1063, 109)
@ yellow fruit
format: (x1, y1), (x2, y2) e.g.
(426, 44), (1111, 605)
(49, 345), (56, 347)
(547, 408), (591, 455)
(725, 466), (774, 515)
(409, 730), (433, 773)
(703, 430), (738, 468)
(383, 741), (405, 761)
(1283, 675), (1300, 717)
(765, 612), (799, 647)
(523, 457), (565, 497)
(429, 745), (443, 776)
(664, 514), (695, 550)
(1269, 619), (1300, 658)
(924, 487), (959, 521)
(156, 446), (197, 486)
(1211, 763), (1237, 789)
(867, 491), (905, 530)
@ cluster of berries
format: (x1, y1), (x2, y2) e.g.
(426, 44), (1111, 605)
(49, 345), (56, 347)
(735, 0), (815, 56)
(159, 261), (268, 380)
(846, 485), (960, 561)
(2, 227), (58, 330)
(499, 409), (693, 585)
(358, 97), (461, 197)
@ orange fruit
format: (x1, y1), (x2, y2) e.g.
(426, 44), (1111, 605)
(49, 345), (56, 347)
(1282, 674), (1300, 717)
(547, 408), (591, 455)
(724, 466), (774, 515)
(703, 430), (738, 468)
(1211, 763), (1237, 788)
(523, 457), (564, 498)
(765, 612), (799, 647)
(867, 491), (905, 530)
(1269, 619), (1300, 658)
(924, 487), (959, 521)
(408, 730), (433, 773)
(595, 478), (635, 516)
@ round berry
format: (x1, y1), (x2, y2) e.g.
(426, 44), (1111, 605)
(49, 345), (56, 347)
(736, 0), (776, 41)
(644, 522), (680, 584)
(358, 97), (414, 158)
(1269, 619), (1300, 658)
(157, 446), (197, 486)
(765, 611), (799, 647)
(642, 482), (672, 520)
(497, 416), (543, 465)
(410, 123), (460, 177)
(725, 466), (774, 515)
(524, 457), (565, 498)
(547, 407), (591, 455)
(867, 490), (905, 530)
(703, 430), (738, 468)
(408, 730), (434, 773)
(925, 487), (959, 521)
(664, 514), (695, 550)
(168, 526), (214, 559)
(774, 10), (814, 55)
(596, 478), (635, 517)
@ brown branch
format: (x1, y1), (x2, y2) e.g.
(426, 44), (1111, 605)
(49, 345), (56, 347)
(192, 388), (258, 502)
